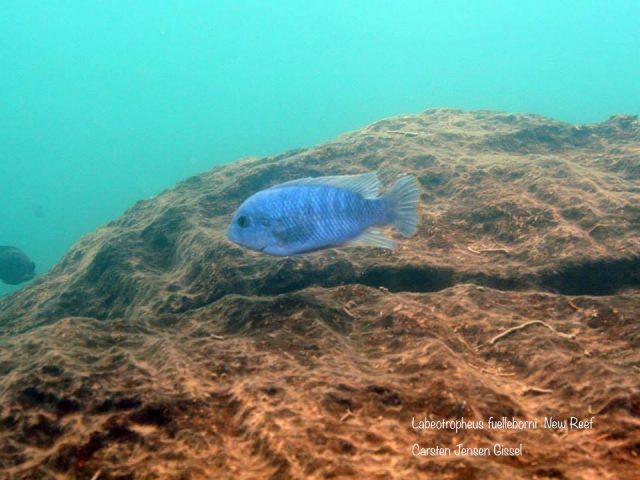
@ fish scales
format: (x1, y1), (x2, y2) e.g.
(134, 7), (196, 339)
(268, 185), (382, 248)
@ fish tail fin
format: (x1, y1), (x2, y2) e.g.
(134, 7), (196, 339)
(382, 175), (420, 237)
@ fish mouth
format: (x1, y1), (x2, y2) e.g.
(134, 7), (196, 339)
(227, 236), (267, 254)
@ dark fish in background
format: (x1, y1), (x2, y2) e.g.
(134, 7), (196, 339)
(0, 246), (36, 285)
(31, 203), (46, 218)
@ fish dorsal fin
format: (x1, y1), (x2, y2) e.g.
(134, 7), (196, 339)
(270, 172), (381, 199)
(346, 228), (397, 250)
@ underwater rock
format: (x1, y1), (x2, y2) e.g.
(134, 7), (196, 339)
(0, 110), (638, 479)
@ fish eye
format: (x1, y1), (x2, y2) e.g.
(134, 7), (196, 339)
(237, 215), (250, 228)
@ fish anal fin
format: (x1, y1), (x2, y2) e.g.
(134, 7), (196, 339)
(347, 228), (396, 250)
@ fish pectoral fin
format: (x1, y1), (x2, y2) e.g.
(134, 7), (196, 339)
(347, 228), (397, 250)
(268, 172), (381, 199)
(273, 222), (317, 246)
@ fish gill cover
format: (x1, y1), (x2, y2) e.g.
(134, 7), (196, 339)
(0, 110), (639, 479)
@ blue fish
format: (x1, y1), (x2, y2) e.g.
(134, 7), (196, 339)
(227, 171), (419, 256)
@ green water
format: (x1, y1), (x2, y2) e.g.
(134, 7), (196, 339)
(1, 0), (638, 295)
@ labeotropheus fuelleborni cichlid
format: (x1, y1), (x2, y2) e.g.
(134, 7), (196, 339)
(227, 171), (419, 256)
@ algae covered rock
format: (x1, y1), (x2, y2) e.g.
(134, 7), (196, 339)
(0, 110), (638, 479)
